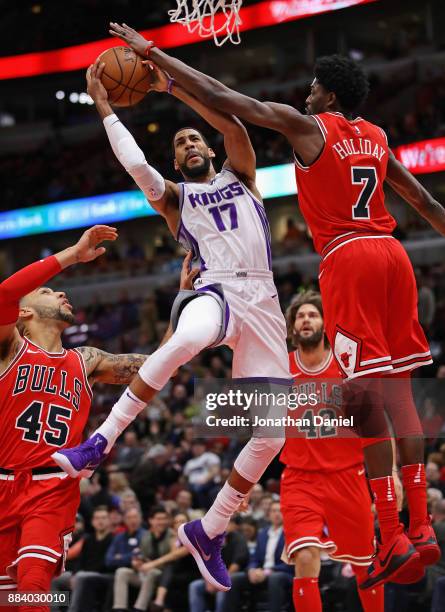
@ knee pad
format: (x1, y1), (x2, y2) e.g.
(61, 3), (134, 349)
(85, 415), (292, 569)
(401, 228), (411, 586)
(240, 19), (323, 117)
(139, 294), (222, 390)
(234, 436), (285, 483)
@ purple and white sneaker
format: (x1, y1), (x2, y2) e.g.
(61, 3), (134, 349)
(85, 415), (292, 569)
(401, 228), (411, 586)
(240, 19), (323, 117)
(51, 433), (108, 478)
(178, 519), (230, 591)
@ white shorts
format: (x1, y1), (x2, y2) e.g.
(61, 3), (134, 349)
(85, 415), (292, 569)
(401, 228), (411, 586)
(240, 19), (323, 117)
(194, 269), (291, 381)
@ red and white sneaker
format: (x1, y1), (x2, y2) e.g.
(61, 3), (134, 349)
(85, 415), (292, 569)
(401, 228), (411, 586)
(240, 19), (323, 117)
(408, 519), (441, 566)
(360, 524), (423, 590)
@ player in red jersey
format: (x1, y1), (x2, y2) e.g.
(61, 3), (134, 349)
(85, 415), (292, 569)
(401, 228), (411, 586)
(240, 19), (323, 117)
(111, 27), (445, 587)
(0, 226), (195, 612)
(281, 290), (384, 612)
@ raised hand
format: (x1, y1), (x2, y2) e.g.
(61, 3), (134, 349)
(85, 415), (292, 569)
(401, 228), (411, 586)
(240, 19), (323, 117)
(86, 60), (108, 103)
(109, 22), (151, 57)
(143, 61), (170, 93)
(73, 225), (118, 263)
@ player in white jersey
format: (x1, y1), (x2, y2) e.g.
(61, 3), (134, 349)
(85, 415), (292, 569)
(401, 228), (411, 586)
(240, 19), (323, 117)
(54, 62), (290, 591)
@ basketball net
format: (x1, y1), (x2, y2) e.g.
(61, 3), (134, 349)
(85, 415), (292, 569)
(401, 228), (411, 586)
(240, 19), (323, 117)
(168, 0), (243, 46)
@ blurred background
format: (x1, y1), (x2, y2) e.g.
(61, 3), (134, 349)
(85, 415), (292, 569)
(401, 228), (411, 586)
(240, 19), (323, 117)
(2, 1), (445, 610)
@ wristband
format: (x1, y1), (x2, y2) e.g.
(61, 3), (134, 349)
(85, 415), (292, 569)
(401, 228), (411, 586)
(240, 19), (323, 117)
(167, 78), (175, 94)
(145, 42), (155, 57)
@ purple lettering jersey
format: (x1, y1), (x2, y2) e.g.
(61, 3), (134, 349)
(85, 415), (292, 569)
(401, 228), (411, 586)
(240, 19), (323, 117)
(176, 167), (272, 272)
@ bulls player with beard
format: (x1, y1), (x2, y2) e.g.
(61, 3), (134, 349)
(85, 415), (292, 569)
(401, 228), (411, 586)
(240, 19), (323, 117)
(0, 226), (196, 612)
(281, 291), (385, 612)
(108, 25), (444, 588)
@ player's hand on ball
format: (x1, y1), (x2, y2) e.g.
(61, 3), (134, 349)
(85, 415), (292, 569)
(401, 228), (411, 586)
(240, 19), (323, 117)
(180, 251), (200, 290)
(73, 225), (118, 263)
(109, 22), (150, 58)
(142, 61), (170, 93)
(86, 60), (108, 102)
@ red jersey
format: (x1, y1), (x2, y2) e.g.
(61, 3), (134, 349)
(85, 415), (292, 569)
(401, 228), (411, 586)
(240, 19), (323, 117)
(0, 338), (92, 470)
(295, 112), (396, 254)
(280, 349), (363, 472)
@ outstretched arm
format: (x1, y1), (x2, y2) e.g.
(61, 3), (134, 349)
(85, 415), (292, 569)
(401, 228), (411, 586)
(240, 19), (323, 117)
(108, 24), (321, 158)
(386, 151), (445, 235)
(0, 225), (117, 353)
(146, 63), (256, 187)
(87, 60), (180, 236)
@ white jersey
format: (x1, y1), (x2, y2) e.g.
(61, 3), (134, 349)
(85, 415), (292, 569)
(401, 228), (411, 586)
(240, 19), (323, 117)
(177, 167), (272, 272)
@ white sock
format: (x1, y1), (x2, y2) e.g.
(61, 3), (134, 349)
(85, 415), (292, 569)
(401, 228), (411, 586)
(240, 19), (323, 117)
(95, 388), (146, 452)
(201, 482), (247, 539)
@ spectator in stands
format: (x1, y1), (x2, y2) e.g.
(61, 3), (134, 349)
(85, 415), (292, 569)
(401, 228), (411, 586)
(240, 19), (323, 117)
(429, 498), (445, 610)
(68, 506), (114, 612)
(183, 439), (221, 508)
(140, 512), (200, 612)
(114, 429), (144, 472)
(105, 507), (147, 594)
(240, 516), (259, 560)
(222, 501), (293, 612)
(189, 515), (249, 612)
(112, 506), (171, 612)
(247, 484), (264, 518)
(110, 507), (126, 534)
(282, 218), (304, 251)
(130, 444), (182, 516)
(174, 489), (202, 520)
(51, 514), (85, 610)
(427, 462), (445, 496)
(119, 488), (142, 514)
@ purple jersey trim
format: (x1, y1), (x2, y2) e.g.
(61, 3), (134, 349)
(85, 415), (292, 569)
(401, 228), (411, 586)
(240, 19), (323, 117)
(179, 221), (207, 272)
(251, 197), (272, 270)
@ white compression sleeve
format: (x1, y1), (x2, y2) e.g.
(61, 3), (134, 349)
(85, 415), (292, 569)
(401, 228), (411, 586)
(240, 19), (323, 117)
(103, 113), (166, 201)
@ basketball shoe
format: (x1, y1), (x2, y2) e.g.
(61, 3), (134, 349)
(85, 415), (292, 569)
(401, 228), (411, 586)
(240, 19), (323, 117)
(360, 524), (423, 589)
(408, 518), (441, 566)
(178, 519), (231, 591)
(52, 433), (108, 478)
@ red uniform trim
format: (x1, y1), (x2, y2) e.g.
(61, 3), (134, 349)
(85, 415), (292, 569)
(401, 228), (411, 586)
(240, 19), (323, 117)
(321, 231), (394, 260)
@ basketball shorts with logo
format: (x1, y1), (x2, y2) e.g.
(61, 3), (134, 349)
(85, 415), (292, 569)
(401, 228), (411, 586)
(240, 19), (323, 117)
(281, 465), (375, 566)
(318, 236), (432, 380)
(0, 471), (79, 588)
(195, 270), (291, 381)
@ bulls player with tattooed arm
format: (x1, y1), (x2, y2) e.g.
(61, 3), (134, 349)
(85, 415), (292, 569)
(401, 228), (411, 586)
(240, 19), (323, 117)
(281, 291), (389, 612)
(0, 226), (195, 612)
(109, 24), (445, 588)
(53, 58), (292, 592)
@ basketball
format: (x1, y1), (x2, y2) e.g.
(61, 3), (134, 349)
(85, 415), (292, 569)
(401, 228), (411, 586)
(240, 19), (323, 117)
(97, 46), (151, 107)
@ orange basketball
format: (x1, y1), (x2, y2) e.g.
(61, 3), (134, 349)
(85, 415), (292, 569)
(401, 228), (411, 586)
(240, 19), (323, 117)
(97, 46), (151, 107)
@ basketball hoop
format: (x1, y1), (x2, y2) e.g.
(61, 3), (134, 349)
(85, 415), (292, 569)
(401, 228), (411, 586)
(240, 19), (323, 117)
(168, 0), (243, 47)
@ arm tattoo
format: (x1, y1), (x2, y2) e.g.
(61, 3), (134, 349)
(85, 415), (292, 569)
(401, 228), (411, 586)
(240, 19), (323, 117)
(78, 346), (147, 385)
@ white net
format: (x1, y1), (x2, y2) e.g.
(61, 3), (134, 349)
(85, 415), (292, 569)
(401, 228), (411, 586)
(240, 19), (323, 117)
(168, 0), (243, 47)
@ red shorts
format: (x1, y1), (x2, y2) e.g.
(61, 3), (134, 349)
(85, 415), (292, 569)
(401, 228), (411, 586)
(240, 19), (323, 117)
(0, 469), (79, 590)
(319, 235), (432, 380)
(280, 465), (375, 566)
